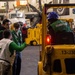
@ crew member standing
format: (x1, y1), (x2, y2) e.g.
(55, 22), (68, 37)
(11, 22), (22, 75)
(0, 19), (10, 40)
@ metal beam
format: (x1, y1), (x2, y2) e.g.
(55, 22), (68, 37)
(44, 3), (75, 14)
(45, 3), (75, 8)
(0, 0), (15, 1)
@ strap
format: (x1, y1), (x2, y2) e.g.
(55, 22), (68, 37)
(0, 58), (10, 64)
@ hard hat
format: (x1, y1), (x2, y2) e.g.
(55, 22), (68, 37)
(47, 11), (59, 20)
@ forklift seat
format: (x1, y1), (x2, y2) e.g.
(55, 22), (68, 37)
(52, 32), (75, 45)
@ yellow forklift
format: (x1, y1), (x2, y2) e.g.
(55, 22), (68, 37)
(38, 3), (75, 75)
(25, 23), (42, 45)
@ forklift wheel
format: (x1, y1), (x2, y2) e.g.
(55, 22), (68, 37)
(32, 40), (37, 46)
(30, 40), (37, 46)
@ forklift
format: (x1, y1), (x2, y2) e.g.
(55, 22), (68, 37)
(38, 3), (75, 75)
(25, 23), (42, 45)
